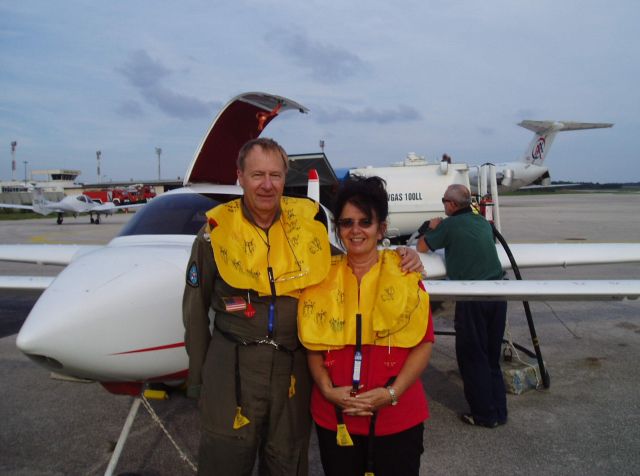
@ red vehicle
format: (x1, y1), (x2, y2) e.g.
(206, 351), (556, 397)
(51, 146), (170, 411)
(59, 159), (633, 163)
(127, 185), (156, 203)
(84, 189), (131, 205)
(84, 185), (155, 205)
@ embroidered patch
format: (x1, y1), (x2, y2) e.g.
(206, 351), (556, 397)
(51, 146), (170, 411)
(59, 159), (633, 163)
(187, 261), (199, 287)
(222, 296), (247, 312)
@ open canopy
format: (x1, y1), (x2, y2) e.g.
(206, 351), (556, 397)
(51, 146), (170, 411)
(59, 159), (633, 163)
(183, 92), (308, 186)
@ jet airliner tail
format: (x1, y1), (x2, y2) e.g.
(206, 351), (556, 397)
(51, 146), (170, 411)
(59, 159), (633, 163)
(519, 120), (613, 166)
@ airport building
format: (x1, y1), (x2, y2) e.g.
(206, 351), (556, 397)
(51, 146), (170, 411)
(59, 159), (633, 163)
(0, 168), (182, 207)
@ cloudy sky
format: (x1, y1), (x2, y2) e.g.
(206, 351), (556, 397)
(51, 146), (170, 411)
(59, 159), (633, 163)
(1, 1), (638, 184)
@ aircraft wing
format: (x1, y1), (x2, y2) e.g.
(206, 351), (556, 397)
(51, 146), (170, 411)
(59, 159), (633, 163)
(0, 203), (34, 210)
(423, 279), (640, 301)
(519, 183), (581, 191)
(498, 243), (640, 269)
(420, 243), (640, 279)
(0, 244), (103, 265)
(42, 204), (72, 213)
(92, 202), (146, 214)
(0, 276), (54, 290)
(518, 120), (614, 133)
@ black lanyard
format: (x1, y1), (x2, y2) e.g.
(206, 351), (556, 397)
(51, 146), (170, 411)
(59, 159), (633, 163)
(350, 313), (363, 397)
(267, 266), (277, 338)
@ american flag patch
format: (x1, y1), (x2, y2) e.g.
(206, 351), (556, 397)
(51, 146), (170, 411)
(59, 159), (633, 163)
(222, 296), (247, 312)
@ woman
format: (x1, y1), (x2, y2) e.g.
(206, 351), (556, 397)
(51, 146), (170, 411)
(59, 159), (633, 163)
(298, 175), (433, 476)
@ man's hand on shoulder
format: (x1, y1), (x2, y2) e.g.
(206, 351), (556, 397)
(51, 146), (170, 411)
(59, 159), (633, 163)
(397, 247), (424, 274)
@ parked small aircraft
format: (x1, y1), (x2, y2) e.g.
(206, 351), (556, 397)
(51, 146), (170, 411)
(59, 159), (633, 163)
(0, 92), (638, 396)
(0, 189), (141, 224)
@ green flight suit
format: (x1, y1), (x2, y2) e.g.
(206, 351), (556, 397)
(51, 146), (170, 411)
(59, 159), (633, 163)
(183, 217), (318, 476)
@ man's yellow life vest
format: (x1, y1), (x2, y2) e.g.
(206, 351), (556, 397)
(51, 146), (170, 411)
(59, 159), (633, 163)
(207, 197), (330, 297)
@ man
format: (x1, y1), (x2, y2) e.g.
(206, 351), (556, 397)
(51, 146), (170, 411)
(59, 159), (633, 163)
(183, 138), (423, 475)
(416, 184), (507, 428)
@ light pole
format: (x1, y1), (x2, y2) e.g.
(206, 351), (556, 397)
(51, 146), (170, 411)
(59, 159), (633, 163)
(319, 140), (325, 154)
(10, 141), (17, 181)
(96, 150), (102, 183)
(23, 160), (28, 184)
(155, 147), (162, 181)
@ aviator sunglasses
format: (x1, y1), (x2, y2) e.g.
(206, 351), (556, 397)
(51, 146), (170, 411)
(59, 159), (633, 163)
(336, 218), (376, 229)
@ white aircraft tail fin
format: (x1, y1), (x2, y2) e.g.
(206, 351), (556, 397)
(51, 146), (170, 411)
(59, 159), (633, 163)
(31, 189), (52, 216)
(518, 120), (613, 166)
(307, 169), (320, 202)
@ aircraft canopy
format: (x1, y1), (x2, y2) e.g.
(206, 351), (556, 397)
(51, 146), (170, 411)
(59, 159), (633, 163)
(183, 92), (308, 186)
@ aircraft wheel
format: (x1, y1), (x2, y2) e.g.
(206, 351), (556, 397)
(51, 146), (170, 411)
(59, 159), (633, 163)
(56, 216), (63, 225)
(95, 217), (100, 225)
(90, 217), (95, 224)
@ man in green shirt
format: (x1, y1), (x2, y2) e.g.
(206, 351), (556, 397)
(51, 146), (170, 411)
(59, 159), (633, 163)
(417, 184), (507, 428)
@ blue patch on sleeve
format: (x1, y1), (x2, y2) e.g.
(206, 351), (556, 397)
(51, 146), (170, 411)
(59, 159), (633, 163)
(187, 262), (199, 287)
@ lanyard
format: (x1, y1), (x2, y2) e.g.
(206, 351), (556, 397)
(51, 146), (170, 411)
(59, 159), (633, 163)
(350, 313), (363, 397)
(267, 266), (277, 338)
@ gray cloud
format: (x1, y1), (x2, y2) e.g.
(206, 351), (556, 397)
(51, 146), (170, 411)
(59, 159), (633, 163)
(515, 108), (539, 120)
(141, 86), (221, 120)
(477, 126), (495, 136)
(117, 50), (219, 120)
(312, 104), (421, 124)
(118, 50), (171, 89)
(115, 99), (145, 119)
(265, 31), (369, 82)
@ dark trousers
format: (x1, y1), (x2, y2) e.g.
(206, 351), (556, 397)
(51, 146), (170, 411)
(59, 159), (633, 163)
(455, 300), (508, 425)
(315, 423), (424, 476)
(197, 427), (309, 476)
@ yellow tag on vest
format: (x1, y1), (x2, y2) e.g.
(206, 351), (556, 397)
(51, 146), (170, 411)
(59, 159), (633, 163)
(288, 374), (296, 399)
(336, 424), (354, 446)
(233, 406), (250, 430)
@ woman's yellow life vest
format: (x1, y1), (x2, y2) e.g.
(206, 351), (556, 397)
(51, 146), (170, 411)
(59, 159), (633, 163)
(298, 250), (429, 350)
(206, 197), (330, 298)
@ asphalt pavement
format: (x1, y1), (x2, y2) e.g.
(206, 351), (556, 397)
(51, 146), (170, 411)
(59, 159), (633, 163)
(1, 193), (639, 476)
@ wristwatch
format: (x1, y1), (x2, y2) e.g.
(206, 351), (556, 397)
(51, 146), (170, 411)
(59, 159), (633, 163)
(386, 386), (398, 406)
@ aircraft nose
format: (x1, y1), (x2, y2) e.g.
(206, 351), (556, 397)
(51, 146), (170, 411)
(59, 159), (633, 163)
(16, 243), (190, 382)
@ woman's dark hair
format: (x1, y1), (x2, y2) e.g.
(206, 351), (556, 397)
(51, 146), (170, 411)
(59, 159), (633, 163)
(333, 175), (389, 224)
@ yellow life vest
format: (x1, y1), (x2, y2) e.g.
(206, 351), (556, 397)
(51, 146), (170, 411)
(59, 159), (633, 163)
(298, 250), (429, 350)
(207, 197), (330, 298)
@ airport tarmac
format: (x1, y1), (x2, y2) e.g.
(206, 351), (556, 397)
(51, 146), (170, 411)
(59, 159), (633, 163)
(1, 193), (639, 476)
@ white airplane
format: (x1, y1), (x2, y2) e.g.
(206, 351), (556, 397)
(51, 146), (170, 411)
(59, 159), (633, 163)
(0, 188), (140, 224)
(0, 92), (639, 396)
(469, 120), (614, 192)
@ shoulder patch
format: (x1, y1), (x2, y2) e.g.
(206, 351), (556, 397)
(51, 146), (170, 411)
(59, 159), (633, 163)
(186, 261), (199, 287)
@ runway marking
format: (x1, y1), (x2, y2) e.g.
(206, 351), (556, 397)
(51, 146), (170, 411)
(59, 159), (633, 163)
(28, 235), (57, 244)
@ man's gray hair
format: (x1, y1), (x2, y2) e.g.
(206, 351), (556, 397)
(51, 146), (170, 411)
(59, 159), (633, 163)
(236, 137), (289, 172)
(446, 184), (472, 207)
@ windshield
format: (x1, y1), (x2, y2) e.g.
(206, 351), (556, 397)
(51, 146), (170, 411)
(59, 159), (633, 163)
(118, 192), (239, 236)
